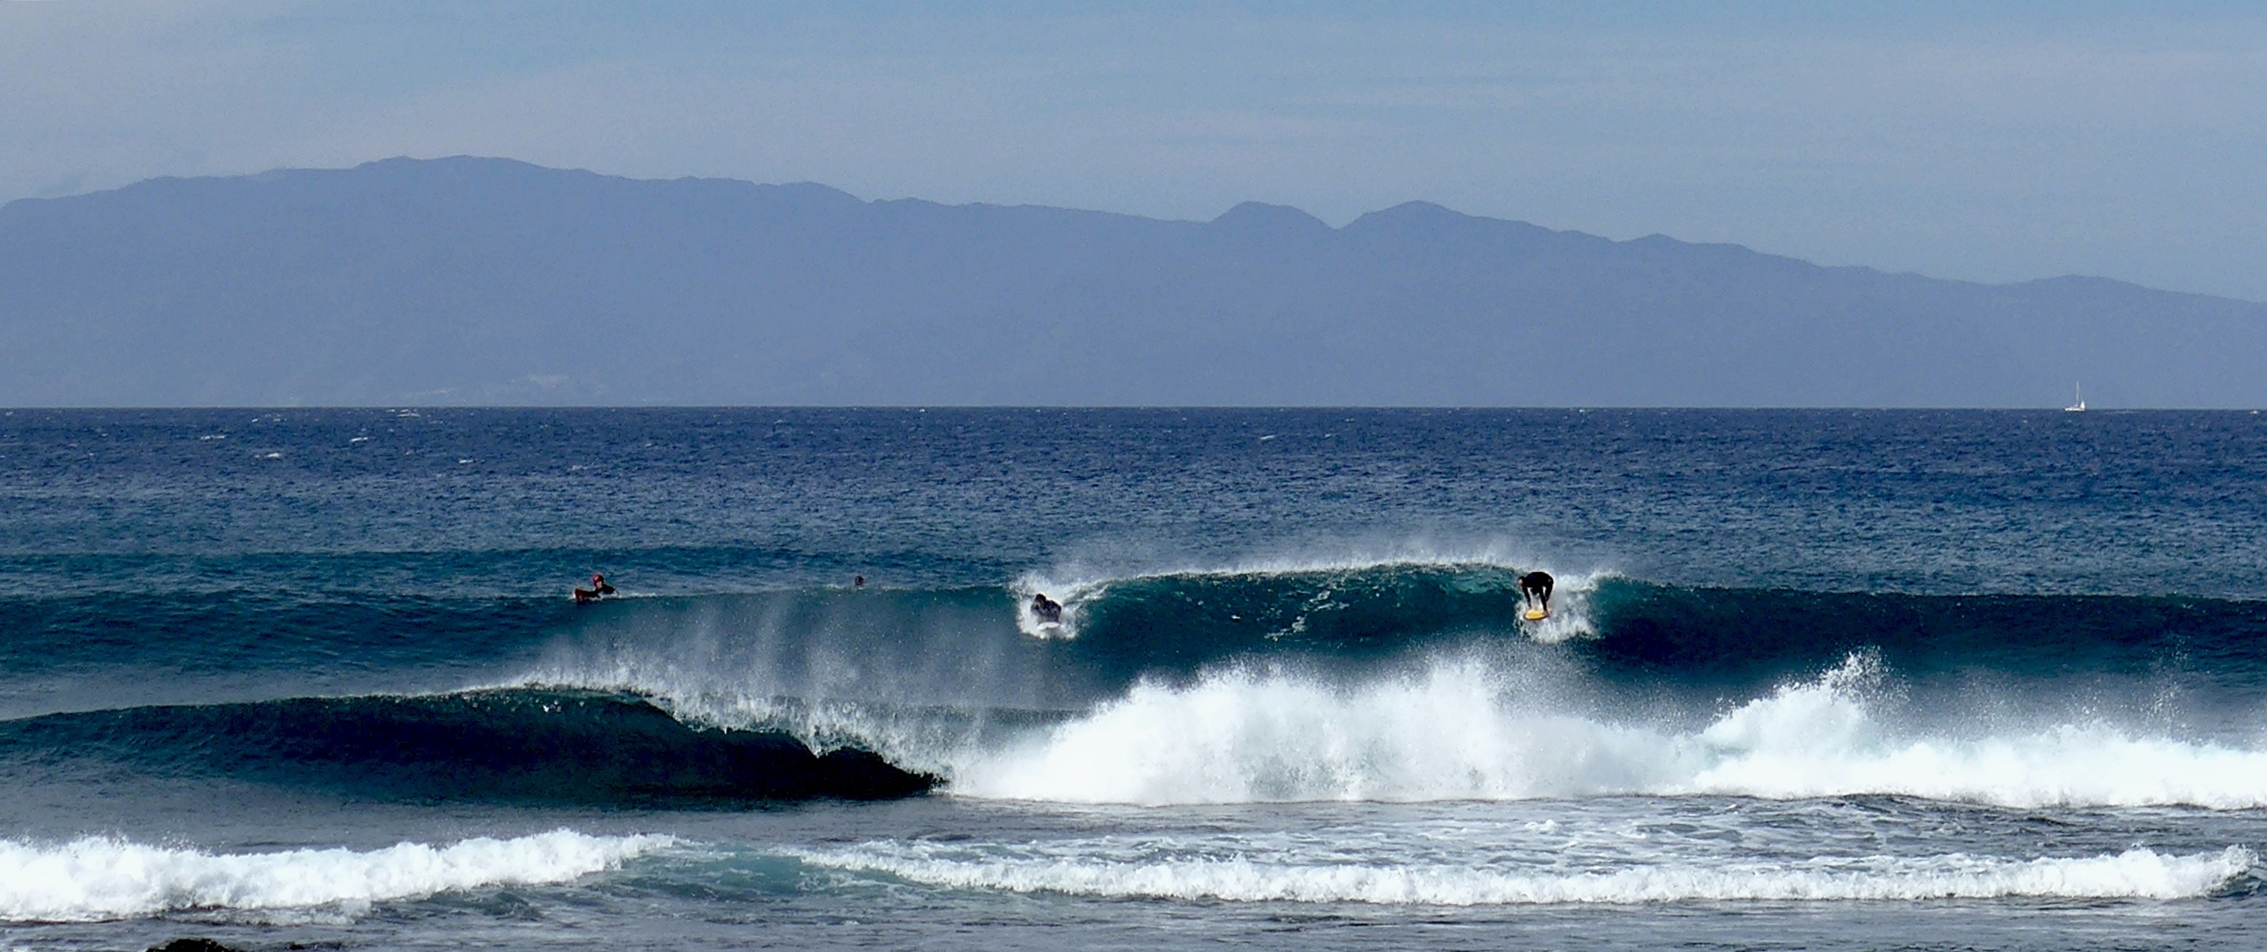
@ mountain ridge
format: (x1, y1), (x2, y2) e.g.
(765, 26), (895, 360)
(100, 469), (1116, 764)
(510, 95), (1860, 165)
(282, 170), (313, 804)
(2, 156), (2260, 407)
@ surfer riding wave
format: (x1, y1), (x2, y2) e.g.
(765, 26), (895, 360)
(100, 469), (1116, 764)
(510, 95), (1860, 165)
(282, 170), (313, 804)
(1519, 571), (1553, 618)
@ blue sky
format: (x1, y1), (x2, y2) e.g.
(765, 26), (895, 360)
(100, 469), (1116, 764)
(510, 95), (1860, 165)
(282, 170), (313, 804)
(6, 1), (2264, 300)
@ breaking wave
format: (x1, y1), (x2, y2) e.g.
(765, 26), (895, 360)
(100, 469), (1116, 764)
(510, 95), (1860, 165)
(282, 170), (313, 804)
(0, 688), (934, 804)
(940, 654), (2267, 808)
(21, 556), (2267, 812)
(0, 829), (670, 923)
(788, 841), (2256, 905)
(498, 557), (2267, 811)
(530, 560), (2267, 699)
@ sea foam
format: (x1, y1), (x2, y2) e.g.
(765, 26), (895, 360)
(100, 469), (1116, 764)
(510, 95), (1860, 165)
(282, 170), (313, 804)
(0, 829), (670, 923)
(948, 654), (2267, 808)
(789, 841), (2255, 905)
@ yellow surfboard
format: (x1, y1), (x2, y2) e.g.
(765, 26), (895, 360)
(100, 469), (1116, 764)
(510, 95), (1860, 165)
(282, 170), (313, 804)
(1523, 608), (1549, 622)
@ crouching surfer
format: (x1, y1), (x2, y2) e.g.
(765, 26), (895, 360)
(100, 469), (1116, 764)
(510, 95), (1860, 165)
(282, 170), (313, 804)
(1519, 571), (1553, 619)
(1030, 592), (1063, 625)
(573, 572), (617, 604)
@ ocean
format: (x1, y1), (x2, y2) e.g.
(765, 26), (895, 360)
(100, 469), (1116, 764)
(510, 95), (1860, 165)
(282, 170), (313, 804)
(4, 407), (2265, 951)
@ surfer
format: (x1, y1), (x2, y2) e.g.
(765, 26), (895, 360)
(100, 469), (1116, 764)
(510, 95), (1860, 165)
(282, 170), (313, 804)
(1030, 593), (1063, 625)
(1519, 571), (1554, 614)
(573, 572), (617, 604)
(854, 575), (865, 589)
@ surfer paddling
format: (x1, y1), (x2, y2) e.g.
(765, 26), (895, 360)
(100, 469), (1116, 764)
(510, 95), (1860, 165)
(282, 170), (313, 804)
(1030, 593), (1063, 625)
(573, 572), (617, 605)
(1519, 571), (1554, 618)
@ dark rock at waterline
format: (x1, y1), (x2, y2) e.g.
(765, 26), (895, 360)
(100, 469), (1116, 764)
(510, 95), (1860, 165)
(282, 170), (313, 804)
(149, 940), (245, 952)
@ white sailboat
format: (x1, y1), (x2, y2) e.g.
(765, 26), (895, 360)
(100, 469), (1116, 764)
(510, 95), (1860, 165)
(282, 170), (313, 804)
(2064, 383), (2086, 412)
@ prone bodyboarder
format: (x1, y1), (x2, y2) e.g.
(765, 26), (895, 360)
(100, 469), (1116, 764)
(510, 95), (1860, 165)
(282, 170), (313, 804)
(573, 572), (617, 604)
(1030, 593), (1064, 625)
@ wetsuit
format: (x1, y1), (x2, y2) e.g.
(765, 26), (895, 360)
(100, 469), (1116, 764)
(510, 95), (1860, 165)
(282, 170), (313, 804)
(1519, 571), (1554, 612)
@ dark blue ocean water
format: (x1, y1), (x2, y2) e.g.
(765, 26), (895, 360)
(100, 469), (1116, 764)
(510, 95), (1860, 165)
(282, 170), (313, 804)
(4, 408), (2267, 950)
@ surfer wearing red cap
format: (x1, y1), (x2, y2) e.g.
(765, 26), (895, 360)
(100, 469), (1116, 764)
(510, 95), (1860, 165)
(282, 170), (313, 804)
(573, 572), (617, 604)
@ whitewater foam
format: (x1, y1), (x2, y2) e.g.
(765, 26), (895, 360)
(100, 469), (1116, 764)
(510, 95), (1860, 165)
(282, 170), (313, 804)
(788, 841), (2255, 905)
(949, 659), (1661, 803)
(0, 829), (671, 923)
(946, 654), (2267, 808)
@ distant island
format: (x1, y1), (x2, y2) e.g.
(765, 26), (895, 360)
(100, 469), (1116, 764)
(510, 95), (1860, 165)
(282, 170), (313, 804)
(2, 157), (2261, 407)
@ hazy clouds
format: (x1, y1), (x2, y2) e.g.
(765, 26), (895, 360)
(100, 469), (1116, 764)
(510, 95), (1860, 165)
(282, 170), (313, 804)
(6, 1), (2265, 299)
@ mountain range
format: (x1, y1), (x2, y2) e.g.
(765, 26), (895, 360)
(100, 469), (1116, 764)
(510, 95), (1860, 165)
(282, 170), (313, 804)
(2, 156), (2260, 407)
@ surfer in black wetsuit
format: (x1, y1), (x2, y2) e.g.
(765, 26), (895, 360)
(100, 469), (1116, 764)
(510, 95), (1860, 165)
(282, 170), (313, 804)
(573, 572), (617, 604)
(1030, 593), (1063, 624)
(1519, 571), (1554, 614)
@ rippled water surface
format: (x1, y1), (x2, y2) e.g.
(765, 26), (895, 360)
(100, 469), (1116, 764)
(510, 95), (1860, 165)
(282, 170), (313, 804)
(3, 408), (2265, 950)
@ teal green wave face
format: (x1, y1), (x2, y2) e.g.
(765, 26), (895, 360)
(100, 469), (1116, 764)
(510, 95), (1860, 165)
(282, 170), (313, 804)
(5, 404), (2267, 950)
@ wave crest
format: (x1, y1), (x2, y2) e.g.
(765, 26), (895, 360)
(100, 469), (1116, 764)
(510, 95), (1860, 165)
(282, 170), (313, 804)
(788, 842), (2256, 905)
(0, 689), (935, 804)
(0, 829), (670, 923)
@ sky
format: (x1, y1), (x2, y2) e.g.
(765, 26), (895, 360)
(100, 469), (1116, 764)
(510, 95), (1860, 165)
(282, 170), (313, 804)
(6, 1), (2265, 301)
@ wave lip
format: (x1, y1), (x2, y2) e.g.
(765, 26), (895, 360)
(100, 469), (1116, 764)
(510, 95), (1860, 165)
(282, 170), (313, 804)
(1010, 556), (1604, 643)
(0, 829), (671, 923)
(788, 843), (2256, 905)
